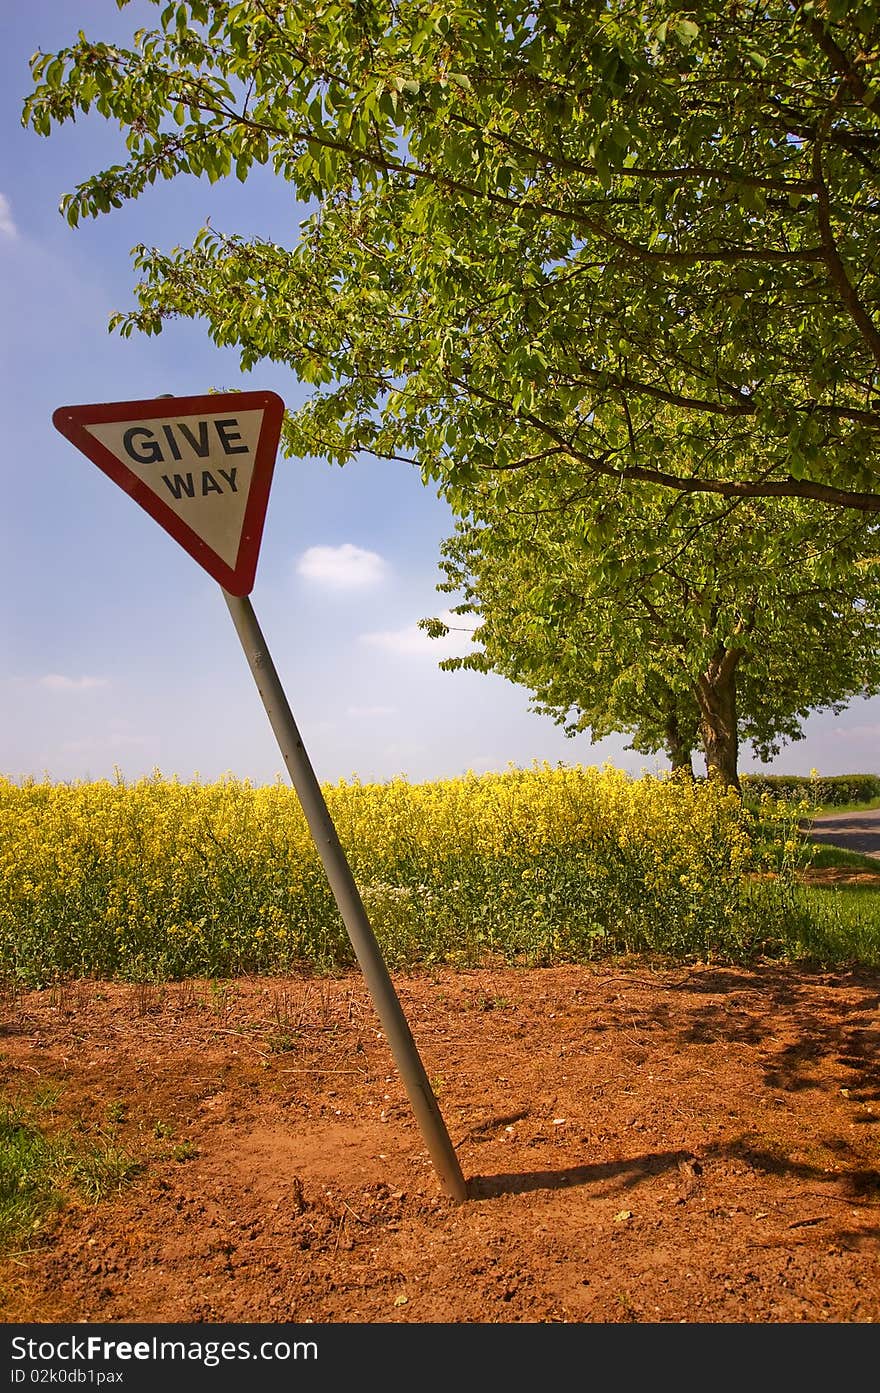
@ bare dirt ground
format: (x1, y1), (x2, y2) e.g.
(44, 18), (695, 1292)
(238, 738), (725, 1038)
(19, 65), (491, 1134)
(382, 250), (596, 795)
(2, 890), (880, 1327)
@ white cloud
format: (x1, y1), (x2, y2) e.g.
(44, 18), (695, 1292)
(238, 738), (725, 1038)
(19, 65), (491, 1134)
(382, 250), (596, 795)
(359, 609), (477, 657)
(0, 194), (17, 239)
(39, 674), (108, 692)
(296, 543), (388, 589)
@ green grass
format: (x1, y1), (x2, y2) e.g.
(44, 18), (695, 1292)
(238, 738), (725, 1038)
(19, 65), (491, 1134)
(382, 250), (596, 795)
(0, 1086), (141, 1258)
(791, 886), (880, 969)
(787, 811), (880, 967)
(800, 843), (880, 873)
(744, 795), (880, 821)
(802, 797), (880, 817)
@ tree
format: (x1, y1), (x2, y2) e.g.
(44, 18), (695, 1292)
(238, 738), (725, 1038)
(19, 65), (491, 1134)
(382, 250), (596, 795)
(22, 0), (880, 518)
(424, 479), (880, 785)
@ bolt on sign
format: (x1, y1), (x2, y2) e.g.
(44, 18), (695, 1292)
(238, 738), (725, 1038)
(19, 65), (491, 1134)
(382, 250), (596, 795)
(52, 390), (468, 1204)
(52, 391), (285, 596)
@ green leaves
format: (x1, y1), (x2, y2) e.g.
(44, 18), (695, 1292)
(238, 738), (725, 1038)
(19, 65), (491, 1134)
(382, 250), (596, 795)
(674, 18), (700, 47)
(430, 475), (880, 778)
(17, 0), (880, 526)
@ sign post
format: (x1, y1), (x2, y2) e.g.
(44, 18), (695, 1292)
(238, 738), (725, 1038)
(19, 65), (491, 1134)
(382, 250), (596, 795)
(53, 390), (468, 1204)
(223, 590), (467, 1202)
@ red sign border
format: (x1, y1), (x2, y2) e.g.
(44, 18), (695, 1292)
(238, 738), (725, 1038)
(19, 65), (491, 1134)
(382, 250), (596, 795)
(52, 390), (285, 596)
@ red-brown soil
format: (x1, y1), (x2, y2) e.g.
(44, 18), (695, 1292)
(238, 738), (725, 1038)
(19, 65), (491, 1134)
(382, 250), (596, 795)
(2, 933), (879, 1325)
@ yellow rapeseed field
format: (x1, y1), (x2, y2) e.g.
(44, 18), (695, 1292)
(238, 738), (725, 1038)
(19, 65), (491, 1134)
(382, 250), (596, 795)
(0, 764), (806, 983)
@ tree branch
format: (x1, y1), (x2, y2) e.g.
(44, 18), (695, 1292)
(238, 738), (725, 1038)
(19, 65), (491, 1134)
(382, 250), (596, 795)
(450, 375), (880, 511)
(800, 8), (880, 113)
(812, 131), (880, 369)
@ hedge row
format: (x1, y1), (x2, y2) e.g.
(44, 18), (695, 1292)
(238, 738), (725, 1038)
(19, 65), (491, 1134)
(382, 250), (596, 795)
(740, 773), (880, 806)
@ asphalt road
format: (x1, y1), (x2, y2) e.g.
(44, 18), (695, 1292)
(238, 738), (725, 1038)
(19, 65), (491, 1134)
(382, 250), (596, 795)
(801, 808), (880, 859)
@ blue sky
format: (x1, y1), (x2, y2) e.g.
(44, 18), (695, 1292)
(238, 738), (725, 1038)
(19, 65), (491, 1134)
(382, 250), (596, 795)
(1, 1), (878, 789)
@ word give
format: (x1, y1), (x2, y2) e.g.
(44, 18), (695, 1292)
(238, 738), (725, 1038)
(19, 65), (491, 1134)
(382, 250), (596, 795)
(122, 416), (249, 500)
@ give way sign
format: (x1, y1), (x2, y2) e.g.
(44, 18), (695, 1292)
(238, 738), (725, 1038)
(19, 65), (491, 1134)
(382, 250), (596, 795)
(52, 390), (285, 596)
(50, 383), (468, 1202)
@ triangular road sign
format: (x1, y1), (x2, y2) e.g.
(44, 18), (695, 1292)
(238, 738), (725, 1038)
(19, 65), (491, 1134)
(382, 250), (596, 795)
(52, 390), (285, 596)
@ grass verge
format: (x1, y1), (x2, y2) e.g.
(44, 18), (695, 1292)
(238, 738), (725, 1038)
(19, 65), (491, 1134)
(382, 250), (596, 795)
(790, 886), (880, 969)
(800, 844), (880, 873)
(0, 1084), (141, 1260)
(801, 797), (880, 817)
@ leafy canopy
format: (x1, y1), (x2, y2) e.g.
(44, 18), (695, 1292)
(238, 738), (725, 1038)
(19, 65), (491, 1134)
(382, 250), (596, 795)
(21, 0), (880, 514)
(427, 477), (880, 767)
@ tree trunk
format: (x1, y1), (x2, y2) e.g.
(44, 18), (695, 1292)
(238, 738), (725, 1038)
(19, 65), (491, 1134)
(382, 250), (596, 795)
(665, 710), (695, 778)
(695, 648), (742, 791)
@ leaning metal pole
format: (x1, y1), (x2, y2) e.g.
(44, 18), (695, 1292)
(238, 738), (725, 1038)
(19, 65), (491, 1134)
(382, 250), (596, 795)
(223, 590), (468, 1203)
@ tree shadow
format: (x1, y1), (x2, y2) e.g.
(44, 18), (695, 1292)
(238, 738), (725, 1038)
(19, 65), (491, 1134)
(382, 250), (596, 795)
(604, 964), (880, 1101)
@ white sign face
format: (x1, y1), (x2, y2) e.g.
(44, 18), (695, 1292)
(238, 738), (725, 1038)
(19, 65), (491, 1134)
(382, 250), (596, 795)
(52, 391), (285, 596)
(84, 408), (264, 567)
